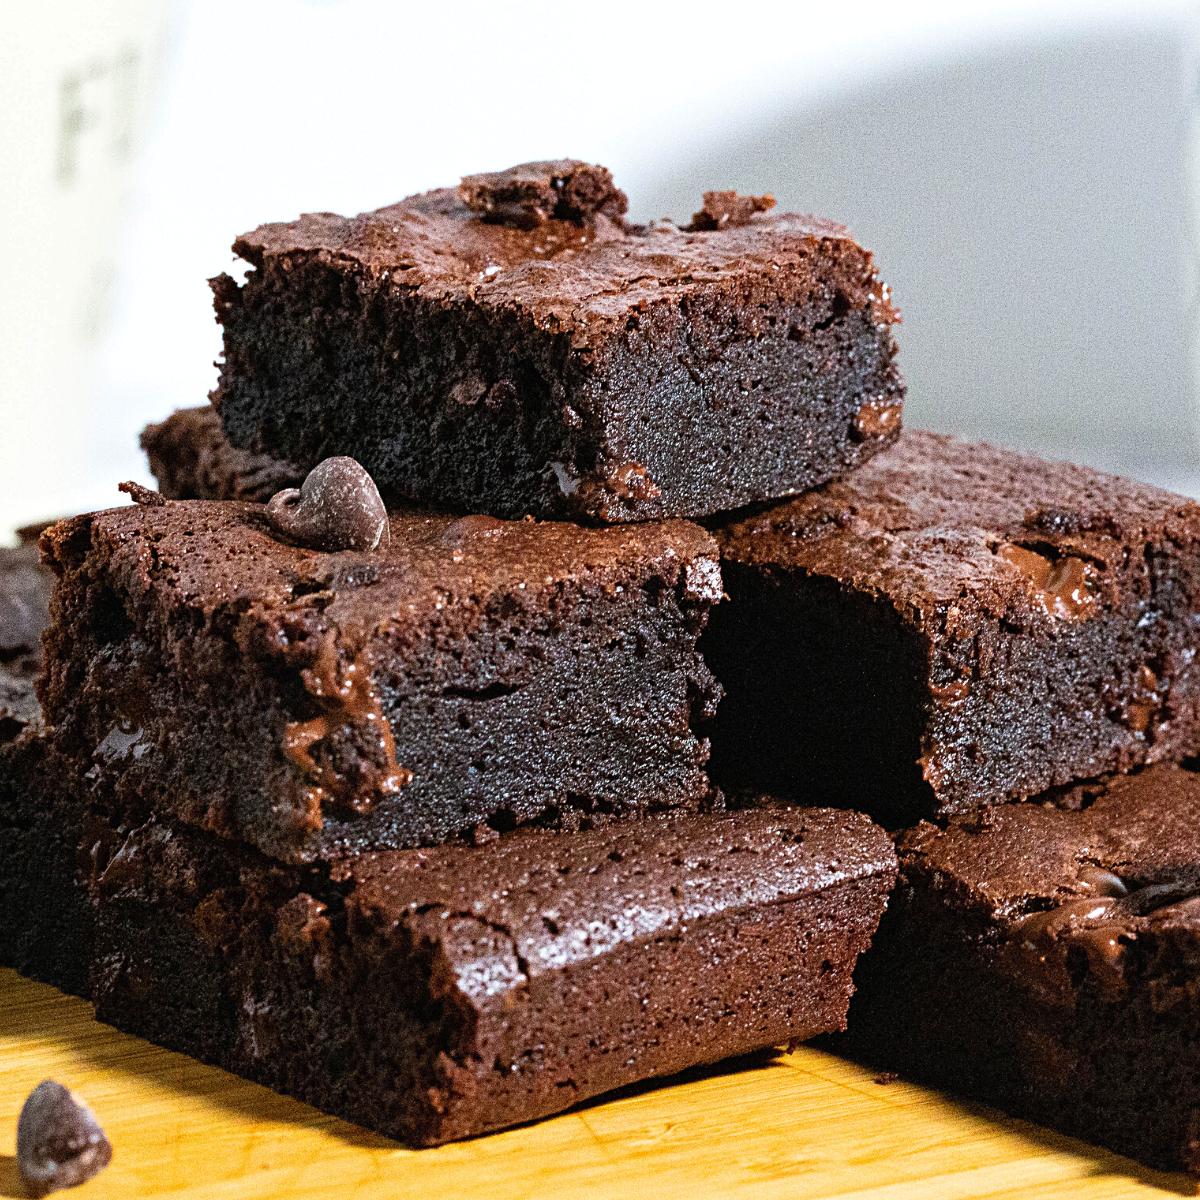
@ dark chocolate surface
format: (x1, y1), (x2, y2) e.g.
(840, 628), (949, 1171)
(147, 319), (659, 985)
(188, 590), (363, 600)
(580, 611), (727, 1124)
(0, 542), (91, 994)
(844, 762), (1200, 1175)
(91, 806), (896, 1145)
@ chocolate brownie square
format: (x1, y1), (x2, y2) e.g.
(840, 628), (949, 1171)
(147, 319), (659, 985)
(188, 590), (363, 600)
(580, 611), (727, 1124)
(211, 159), (902, 523)
(141, 405), (303, 503)
(705, 431), (1200, 825)
(89, 806), (896, 1145)
(0, 540), (91, 994)
(40, 497), (722, 863)
(842, 763), (1200, 1174)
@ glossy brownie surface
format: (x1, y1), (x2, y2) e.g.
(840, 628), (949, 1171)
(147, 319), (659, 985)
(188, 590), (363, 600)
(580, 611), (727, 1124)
(91, 806), (896, 1145)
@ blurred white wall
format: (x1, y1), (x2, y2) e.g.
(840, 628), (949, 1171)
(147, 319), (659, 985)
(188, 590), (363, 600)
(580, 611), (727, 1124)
(2, 0), (1198, 530)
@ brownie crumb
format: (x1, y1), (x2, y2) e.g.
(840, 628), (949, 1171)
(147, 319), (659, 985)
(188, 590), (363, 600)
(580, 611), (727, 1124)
(688, 191), (776, 231)
(117, 481), (166, 508)
(16, 1081), (112, 1197)
(458, 160), (628, 227)
(873, 1071), (899, 1086)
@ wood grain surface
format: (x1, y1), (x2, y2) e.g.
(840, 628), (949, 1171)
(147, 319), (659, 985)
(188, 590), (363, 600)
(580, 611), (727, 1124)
(0, 969), (1191, 1200)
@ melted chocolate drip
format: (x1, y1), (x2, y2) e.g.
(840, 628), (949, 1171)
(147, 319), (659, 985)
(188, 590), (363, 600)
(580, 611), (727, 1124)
(282, 636), (411, 820)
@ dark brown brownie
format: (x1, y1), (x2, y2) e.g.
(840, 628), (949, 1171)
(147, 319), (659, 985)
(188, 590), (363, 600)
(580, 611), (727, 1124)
(705, 431), (1200, 826)
(0, 543), (91, 995)
(842, 763), (1200, 1174)
(88, 806), (896, 1145)
(210, 160), (902, 523)
(41, 498), (722, 863)
(142, 405), (304, 502)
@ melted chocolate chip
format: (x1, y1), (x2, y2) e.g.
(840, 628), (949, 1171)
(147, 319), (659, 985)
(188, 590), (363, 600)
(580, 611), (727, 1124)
(17, 1081), (112, 1197)
(458, 160), (628, 227)
(266, 458), (390, 552)
(994, 542), (1098, 620)
(687, 191), (776, 231)
(1076, 865), (1129, 897)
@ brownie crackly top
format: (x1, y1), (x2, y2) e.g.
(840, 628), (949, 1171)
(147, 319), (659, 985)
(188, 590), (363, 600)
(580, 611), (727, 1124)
(717, 430), (1200, 628)
(345, 806), (896, 971)
(225, 177), (896, 345)
(42, 499), (720, 649)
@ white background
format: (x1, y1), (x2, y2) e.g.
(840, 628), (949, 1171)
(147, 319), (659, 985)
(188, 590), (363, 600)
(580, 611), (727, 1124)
(3, 0), (1199, 530)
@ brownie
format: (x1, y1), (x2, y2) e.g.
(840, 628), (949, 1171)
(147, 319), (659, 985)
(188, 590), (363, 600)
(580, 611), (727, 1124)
(88, 806), (896, 1145)
(142, 405), (304, 502)
(0, 542), (91, 995)
(842, 763), (1200, 1174)
(40, 497), (722, 863)
(0, 543), (50, 786)
(210, 159), (902, 523)
(705, 431), (1200, 826)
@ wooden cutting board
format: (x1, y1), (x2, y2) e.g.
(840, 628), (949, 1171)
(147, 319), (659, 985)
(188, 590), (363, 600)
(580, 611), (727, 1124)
(0, 969), (1189, 1199)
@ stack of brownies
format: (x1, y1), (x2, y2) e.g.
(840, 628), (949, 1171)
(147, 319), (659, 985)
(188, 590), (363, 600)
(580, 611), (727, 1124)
(5, 160), (1200, 1172)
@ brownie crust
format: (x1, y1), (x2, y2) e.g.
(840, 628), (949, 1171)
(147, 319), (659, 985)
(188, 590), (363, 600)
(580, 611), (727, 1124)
(40, 499), (722, 863)
(843, 763), (1200, 1174)
(89, 806), (896, 1145)
(705, 431), (1200, 825)
(211, 162), (902, 523)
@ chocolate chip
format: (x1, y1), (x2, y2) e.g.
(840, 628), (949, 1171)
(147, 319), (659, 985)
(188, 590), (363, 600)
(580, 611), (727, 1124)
(266, 458), (390, 552)
(117, 481), (166, 507)
(17, 1081), (112, 1197)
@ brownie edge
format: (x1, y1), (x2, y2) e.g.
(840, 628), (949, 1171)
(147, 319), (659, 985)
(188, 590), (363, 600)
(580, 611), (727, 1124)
(706, 430), (1200, 824)
(90, 806), (896, 1145)
(843, 763), (1200, 1175)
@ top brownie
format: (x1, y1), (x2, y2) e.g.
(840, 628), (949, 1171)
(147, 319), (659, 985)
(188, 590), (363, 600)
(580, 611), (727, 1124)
(211, 159), (902, 523)
(40, 495), (721, 863)
(706, 431), (1200, 824)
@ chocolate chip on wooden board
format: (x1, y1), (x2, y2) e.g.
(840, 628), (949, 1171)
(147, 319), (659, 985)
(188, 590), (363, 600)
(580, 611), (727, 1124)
(16, 1081), (112, 1197)
(266, 457), (391, 552)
